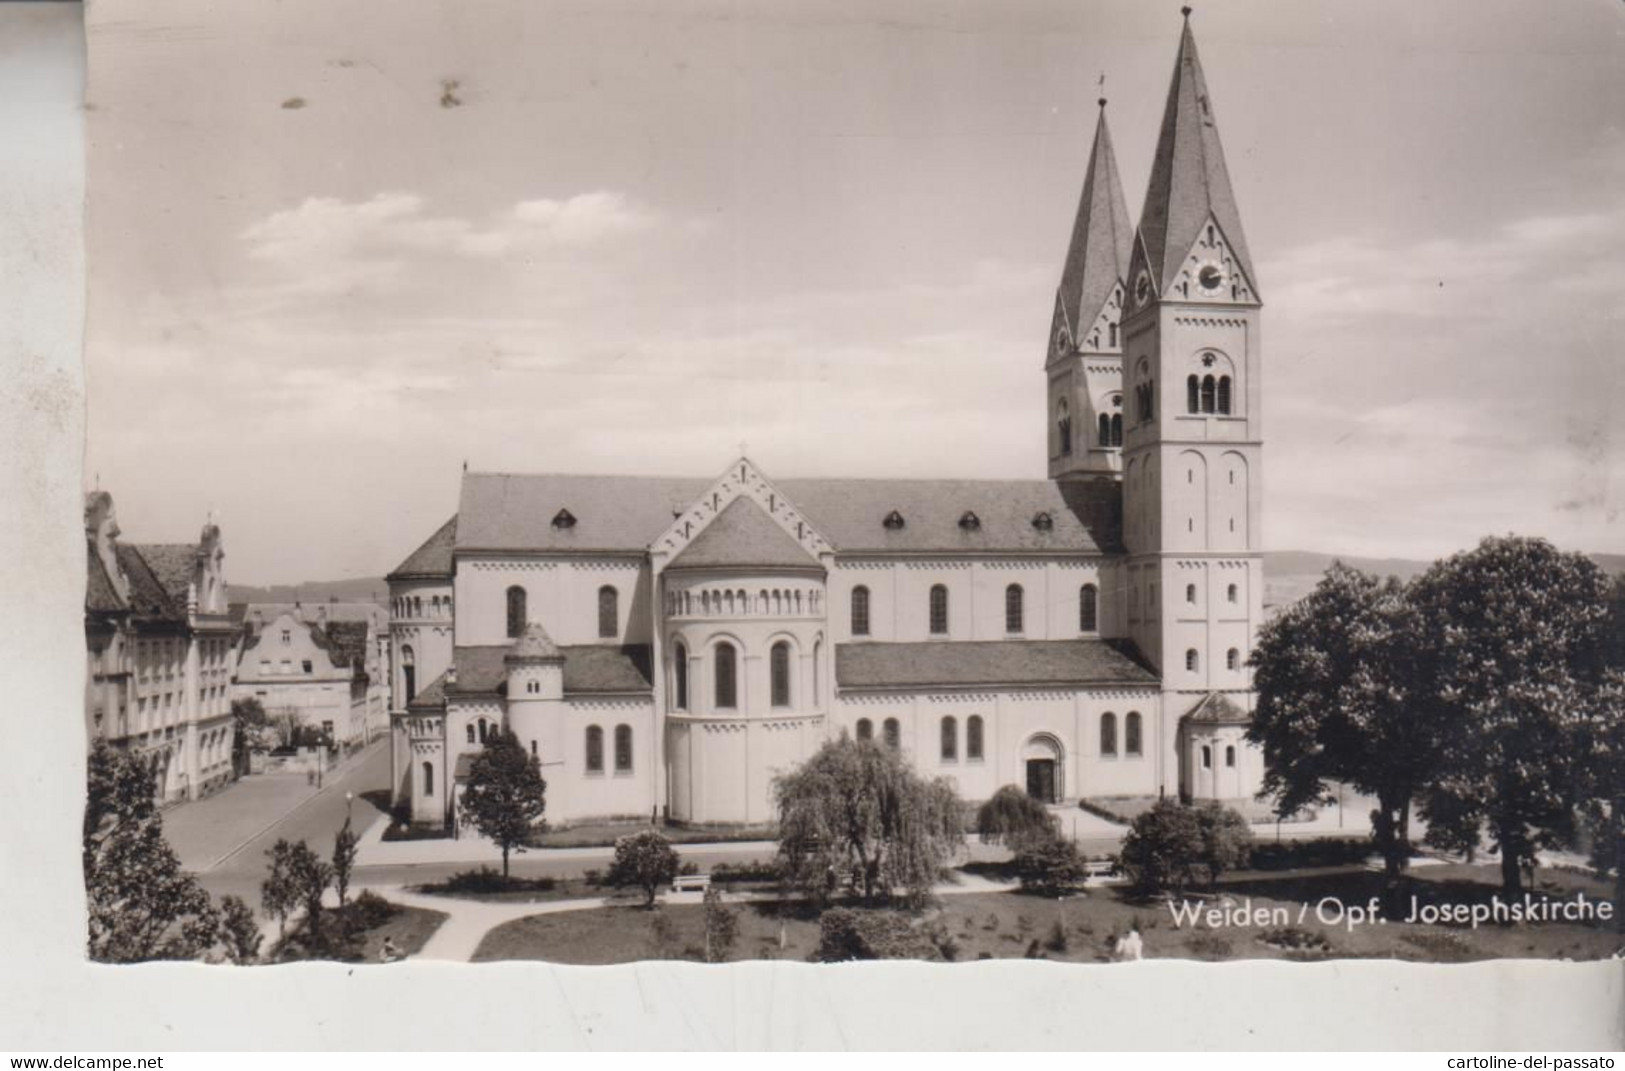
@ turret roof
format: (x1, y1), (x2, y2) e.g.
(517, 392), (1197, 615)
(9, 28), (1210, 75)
(507, 620), (563, 661)
(1134, 14), (1259, 298)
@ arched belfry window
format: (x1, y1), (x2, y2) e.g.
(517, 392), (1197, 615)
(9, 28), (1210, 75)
(851, 586), (870, 636)
(1217, 376), (1232, 415)
(1005, 584), (1024, 634)
(714, 642), (738, 710)
(770, 642), (792, 708)
(1201, 375), (1217, 414)
(673, 642), (689, 710)
(598, 586), (618, 639)
(1057, 399), (1072, 457)
(929, 585), (949, 635)
(505, 586), (527, 639)
(1079, 584), (1098, 632)
(1187, 375), (1200, 414)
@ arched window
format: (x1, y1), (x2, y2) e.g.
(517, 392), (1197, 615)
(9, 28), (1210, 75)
(1202, 745), (1212, 769)
(856, 718), (873, 742)
(929, 585), (949, 635)
(1057, 399), (1072, 457)
(1225, 744), (1236, 768)
(967, 715), (984, 761)
(940, 716), (957, 761)
(1217, 376), (1232, 415)
(1005, 584), (1024, 634)
(1186, 648), (1200, 672)
(883, 718), (900, 751)
(466, 723), (475, 744)
(421, 761), (434, 796)
(505, 586), (527, 638)
(598, 586), (618, 639)
(1201, 375), (1217, 414)
(1227, 583), (1238, 604)
(401, 644), (416, 704)
(1125, 712), (1142, 756)
(714, 642), (737, 710)
(478, 719), (489, 744)
(673, 642), (689, 710)
(770, 642), (791, 707)
(1187, 374), (1200, 414)
(1227, 648), (1241, 671)
(1079, 584), (1098, 632)
(1185, 583), (1197, 604)
(1100, 712), (1118, 757)
(1109, 413), (1123, 446)
(614, 725), (633, 772)
(585, 725), (604, 773)
(1098, 413), (1110, 448)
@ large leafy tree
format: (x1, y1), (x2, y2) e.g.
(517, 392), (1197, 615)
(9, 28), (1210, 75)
(1410, 536), (1614, 898)
(774, 736), (963, 907)
(1248, 563), (1437, 895)
(458, 728), (547, 878)
(1118, 799), (1203, 896)
(974, 784), (1058, 851)
(605, 829), (680, 907)
(83, 741), (219, 962)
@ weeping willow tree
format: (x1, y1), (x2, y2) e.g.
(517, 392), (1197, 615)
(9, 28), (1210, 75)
(774, 736), (963, 908)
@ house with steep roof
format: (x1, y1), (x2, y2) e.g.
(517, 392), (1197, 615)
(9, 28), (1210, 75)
(230, 601), (390, 748)
(387, 13), (1266, 829)
(84, 491), (238, 803)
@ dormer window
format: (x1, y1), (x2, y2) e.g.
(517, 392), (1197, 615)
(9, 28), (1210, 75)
(883, 510), (905, 531)
(551, 508), (576, 529)
(1031, 512), (1053, 531)
(958, 511), (980, 531)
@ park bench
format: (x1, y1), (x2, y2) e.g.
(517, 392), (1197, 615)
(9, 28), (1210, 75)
(1084, 859), (1119, 878)
(672, 873), (712, 893)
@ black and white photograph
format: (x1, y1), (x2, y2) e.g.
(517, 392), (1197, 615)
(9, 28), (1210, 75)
(5, 0), (1625, 1052)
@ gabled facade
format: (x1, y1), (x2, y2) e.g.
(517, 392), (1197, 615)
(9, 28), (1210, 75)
(230, 602), (390, 748)
(387, 13), (1267, 829)
(83, 491), (238, 804)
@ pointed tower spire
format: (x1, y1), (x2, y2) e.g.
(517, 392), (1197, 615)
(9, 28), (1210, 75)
(1131, 9), (1260, 302)
(1055, 98), (1134, 354)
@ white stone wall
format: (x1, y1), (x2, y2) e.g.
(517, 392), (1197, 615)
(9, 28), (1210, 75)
(453, 556), (650, 648)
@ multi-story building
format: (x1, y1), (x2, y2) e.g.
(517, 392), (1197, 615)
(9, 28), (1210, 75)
(83, 491), (237, 803)
(387, 13), (1266, 828)
(230, 601), (390, 748)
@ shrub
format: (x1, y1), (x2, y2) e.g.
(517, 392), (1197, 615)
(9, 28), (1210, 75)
(1247, 837), (1376, 871)
(1194, 804), (1253, 886)
(1043, 919), (1068, 953)
(811, 908), (941, 962)
(350, 890), (399, 930)
(1011, 830), (1091, 896)
(709, 860), (783, 885)
(702, 886), (739, 963)
(426, 867), (557, 895)
(1258, 926), (1332, 954)
(606, 830), (681, 907)
(1119, 801), (1252, 894)
(976, 785), (1059, 847)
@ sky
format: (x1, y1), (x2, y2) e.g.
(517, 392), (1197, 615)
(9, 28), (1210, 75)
(82, 0), (1625, 585)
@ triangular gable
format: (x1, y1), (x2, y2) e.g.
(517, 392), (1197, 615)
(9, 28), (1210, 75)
(1163, 216), (1256, 305)
(652, 457), (833, 567)
(668, 497), (822, 571)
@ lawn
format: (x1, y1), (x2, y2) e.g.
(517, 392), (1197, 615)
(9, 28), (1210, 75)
(470, 863), (1623, 965)
(525, 822), (775, 849)
(268, 898), (448, 964)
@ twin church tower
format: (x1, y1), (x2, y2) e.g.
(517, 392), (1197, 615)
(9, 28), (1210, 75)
(1046, 9), (1264, 786)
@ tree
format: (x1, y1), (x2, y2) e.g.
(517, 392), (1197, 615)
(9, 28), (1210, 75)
(230, 697), (273, 773)
(606, 829), (680, 907)
(457, 728), (547, 879)
(1409, 537), (1614, 899)
(1248, 562), (1437, 898)
(261, 838), (331, 950)
(83, 741), (219, 963)
(702, 885), (739, 963)
(1118, 799), (1203, 896)
(775, 736), (963, 907)
(332, 814), (359, 907)
(1010, 829), (1090, 896)
(1194, 804), (1253, 888)
(975, 785), (1059, 851)
(217, 895), (263, 965)
(260, 839), (302, 940)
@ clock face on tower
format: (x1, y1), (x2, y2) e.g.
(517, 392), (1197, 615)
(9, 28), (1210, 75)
(1196, 260), (1228, 295)
(1134, 270), (1153, 306)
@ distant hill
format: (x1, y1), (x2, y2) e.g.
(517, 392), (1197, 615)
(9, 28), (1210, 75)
(229, 577), (388, 606)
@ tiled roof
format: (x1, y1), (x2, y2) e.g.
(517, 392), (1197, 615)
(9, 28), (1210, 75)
(509, 622), (563, 661)
(451, 472), (1121, 556)
(447, 643), (654, 697)
(667, 497), (821, 571)
(1133, 17), (1259, 298)
(388, 514), (459, 579)
(1056, 105), (1133, 346)
(114, 544), (184, 622)
(836, 639), (1157, 690)
(1182, 691), (1251, 725)
(130, 544), (201, 610)
(408, 671), (448, 711)
(85, 546), (127, 614)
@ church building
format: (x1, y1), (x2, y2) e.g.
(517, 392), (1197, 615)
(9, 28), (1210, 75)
(387, 12), (1267, 829)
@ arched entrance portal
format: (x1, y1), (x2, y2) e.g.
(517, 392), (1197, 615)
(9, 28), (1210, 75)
(1022, 734), (1064, 804)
